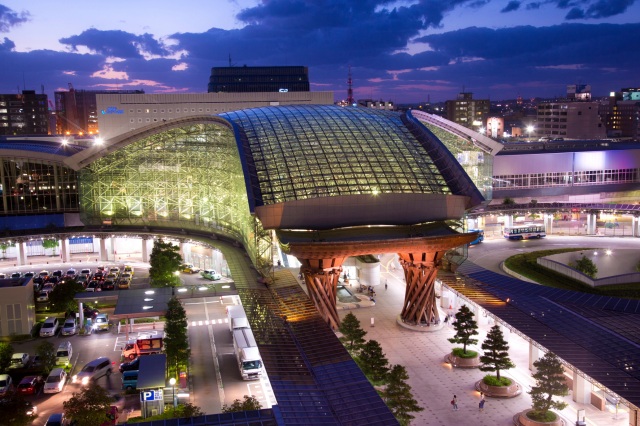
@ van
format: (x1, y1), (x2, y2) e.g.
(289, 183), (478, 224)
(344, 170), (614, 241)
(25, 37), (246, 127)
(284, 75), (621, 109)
(122, 370), (139, 390)
(94, 313), (109, 331)
(73, 357), (112, 385)
(56, 341), (73, 366)
(40, 317), (60, 337)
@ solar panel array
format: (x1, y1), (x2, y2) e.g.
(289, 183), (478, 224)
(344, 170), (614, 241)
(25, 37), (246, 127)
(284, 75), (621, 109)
(447, 262), (640, 407)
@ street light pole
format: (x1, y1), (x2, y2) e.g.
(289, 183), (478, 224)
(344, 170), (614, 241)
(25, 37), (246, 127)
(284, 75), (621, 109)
(169, 377), (176, 408)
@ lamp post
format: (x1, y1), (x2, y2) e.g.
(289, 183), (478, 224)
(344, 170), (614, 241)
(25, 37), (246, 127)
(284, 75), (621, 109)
(169, 377), (176, 408)
(526, 125), (534, 141)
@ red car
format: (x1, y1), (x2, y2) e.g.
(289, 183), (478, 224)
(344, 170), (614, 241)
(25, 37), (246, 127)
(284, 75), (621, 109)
(17, 375), (44, 395)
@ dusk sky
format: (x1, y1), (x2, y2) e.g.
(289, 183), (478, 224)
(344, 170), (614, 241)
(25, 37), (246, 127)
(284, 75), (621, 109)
(1, 0), (639, 104)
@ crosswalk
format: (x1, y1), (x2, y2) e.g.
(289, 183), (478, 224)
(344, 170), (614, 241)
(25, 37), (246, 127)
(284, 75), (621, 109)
(190, 317), (228, 327)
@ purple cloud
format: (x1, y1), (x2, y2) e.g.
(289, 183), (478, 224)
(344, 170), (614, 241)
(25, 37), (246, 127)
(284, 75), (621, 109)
(0, 4), (30, 32)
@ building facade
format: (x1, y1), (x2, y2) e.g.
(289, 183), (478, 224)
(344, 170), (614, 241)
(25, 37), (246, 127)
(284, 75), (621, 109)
(55, 88), (144, 136)
(208, 66), (310, 93)
(95, 91), (333, 140)
(0, 90), (49, 135)
(536, 101), (606, 139)
(445, 92), (489, 130)
(599, 88), (640, 139)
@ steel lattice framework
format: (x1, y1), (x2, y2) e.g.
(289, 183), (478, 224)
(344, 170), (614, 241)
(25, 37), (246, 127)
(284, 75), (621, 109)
(78, 123), (267, 263)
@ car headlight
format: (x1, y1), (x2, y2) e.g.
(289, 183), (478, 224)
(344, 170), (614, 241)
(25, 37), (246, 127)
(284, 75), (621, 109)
(72, 375), (78, 383)
(82, 377), (89, 385)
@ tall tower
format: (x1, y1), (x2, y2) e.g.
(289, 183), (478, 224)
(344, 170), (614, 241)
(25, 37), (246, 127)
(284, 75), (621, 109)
(346, 66), (354, 106)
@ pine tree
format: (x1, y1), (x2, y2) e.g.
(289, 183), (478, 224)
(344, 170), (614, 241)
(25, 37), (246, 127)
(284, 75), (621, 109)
(447, 305), (478, 354)
(164, 297), (190, 378)
(339, 312), (367, 353)
(358, 339), (389, 383)
(479, 325), (515, 381)
(382, 364), (424, 426)
(529, 352), (568, 419)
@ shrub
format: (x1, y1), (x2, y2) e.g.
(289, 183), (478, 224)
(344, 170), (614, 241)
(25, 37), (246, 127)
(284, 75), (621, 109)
(482, 374), (512, 387)
(452, 348), (477, 358)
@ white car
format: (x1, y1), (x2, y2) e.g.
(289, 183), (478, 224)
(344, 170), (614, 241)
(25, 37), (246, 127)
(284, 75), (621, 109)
(8, 352), (30, 369)
(40, 317), (60, 337)
(201, 269), (222, 280)
(0, 374), (13, 396)
(43, 368), (67, 393)
(37, 289), (52, 302)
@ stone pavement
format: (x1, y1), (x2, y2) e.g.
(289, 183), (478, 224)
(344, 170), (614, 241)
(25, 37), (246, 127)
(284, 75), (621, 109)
(337, 253), (628, 426)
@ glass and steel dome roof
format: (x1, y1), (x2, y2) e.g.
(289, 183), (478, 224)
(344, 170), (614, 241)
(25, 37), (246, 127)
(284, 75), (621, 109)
(221, 105), (475, 208)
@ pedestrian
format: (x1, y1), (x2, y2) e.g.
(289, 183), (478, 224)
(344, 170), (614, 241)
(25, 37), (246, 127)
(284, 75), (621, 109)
(451, 395), (458, 411)
(479, 397), (485, 412)
(385, 280), (388, 290)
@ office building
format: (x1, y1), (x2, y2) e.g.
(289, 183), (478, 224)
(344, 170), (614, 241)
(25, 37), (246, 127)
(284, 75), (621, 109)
(536, 101), (606, 139)
(0, 90), (49, 135)
(208, 66), (310, 93)
(600, 88), (640, 139)
(445, 92), (489, 130)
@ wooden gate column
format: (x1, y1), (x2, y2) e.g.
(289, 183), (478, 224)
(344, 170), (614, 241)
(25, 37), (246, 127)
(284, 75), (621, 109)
(299, 258), (345, 330)
(398, 251), (446, 326)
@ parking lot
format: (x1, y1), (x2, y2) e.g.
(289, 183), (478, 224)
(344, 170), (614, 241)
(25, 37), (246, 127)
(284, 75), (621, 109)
(1, 259), (273, 424)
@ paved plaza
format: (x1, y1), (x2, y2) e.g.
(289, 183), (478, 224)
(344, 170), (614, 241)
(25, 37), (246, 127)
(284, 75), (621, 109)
(333, 253), (628, 426)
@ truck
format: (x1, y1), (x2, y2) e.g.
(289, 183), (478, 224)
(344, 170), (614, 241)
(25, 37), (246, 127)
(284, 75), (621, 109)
(232, 327), (263, 380)
(226, 304), (250, 332)
(122, 335), (163, 360)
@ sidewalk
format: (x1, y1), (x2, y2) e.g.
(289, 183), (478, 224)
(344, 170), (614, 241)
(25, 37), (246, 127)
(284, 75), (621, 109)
(337, 253), (627, 426)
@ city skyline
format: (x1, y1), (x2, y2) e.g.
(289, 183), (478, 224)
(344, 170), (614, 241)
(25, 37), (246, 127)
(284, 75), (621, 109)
(0, 0), (639, 104)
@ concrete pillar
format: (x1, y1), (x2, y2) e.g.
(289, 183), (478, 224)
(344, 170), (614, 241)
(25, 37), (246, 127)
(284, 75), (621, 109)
(586, 213), (597, 235)
(359, 261), (380, 287)
(99, 238), (108, 261)
(16, 241), (27, 266)
(60, 238), (70, 263)
(180, 240), (187, 262)
(529, 342), (541, 372)
(572, 371), (591, 404)
(633, 216), (639, 238)
(110, 237), (116, 261)
(544, 214), (554, 235)
(141, 238), (150, 263)
(505, 215), (514, 228)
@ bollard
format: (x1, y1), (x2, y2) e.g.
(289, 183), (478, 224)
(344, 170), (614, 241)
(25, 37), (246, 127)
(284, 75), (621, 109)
(371, 317), (375, 327)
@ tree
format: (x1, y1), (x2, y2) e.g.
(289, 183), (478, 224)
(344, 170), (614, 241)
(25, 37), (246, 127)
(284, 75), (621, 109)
(502, 197), (516, 205)
(221, 395), (262, 413)
(339, 312), (367, 353)
(36, 341), (57, 375)
(42, 238), (59, 255)
(63, 381), (114, 426)
(0, 390), (37, 426)
(0, 241), (14, 259)
(447, 305), (478, 355)
(358, 339), (390, 383)
(149, 239), (182, 287)
(0, 342), (13, 372)
(528, 352), (568, 421)
(48, 279), (84, 314)
(479, 325), (515, 381)
(574, 255), (597, 278)
(164, 297), (190, 378)
(382, 364), (423, 426)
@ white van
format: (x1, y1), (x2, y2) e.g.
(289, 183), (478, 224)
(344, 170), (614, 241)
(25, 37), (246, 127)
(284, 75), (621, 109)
(56, 341), (73, 366)
(226, 305), (249, 332)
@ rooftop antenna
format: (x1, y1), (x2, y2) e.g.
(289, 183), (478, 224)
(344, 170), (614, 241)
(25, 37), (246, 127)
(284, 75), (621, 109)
(346, 65), (354, 106)
(228, 54), (236, 67)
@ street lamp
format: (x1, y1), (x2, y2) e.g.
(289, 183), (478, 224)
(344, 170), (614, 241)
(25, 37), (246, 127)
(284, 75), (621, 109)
(169, 377), (176, 408)
(526, 125), (534, 140)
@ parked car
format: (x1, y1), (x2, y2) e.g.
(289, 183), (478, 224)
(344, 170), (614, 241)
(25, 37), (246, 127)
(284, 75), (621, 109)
(201, 269), (222, 281)
(10, 272), (22, 281)
(17, 375), (44, 395)
(37, 289), (52, 302)
(109, 266), (120, 276)
(80, 268), (92, 276)
(181, 263), (200, 273)
(46, 276), (60, 285)
(73, 357), (112, 385)
(0, 273), (5, 279)
(30, 354), (42, 369)
(43, 368), (67, 394)
(86, 280), (101, 292)
(93, 271), (105, 281)
(117, 279), (130, 289)
(105, 273), (117, 282)
(120, 272), (132, 282)
(77, 274), (89, 285)
(123, 265), (134, 276)
(45, 413), (67, 426)
(119, 357), (140, 373)
(8, 352), (30, 369)
(52, 270), (63, 278)
(61, 318), (78, 336)
(102, 279), (116, 291)
(23, 271), (36, 279)
(40, 317), (60, 337)
(65, 268), (77, 279)
(84, 306), (100, 319)
(0, 374), (13, 396)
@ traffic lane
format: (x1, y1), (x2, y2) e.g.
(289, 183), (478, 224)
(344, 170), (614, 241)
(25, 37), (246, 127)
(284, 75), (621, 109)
(466, 235), (639, 273)
(184, 298), (223, 413)
(180, 272), (234, 287)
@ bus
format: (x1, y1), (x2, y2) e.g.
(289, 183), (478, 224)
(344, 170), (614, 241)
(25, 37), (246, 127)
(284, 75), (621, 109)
(503, 224), (546, 240)
(469, 229), (484, 245)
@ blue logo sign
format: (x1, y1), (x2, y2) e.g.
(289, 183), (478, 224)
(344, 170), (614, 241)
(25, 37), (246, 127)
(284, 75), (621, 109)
(141, 390), (163, 401)
(101, 107), (124, 115)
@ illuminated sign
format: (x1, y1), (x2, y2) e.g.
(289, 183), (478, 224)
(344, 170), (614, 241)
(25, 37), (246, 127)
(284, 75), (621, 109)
(278, 88), (289, 93)
(101, 107), (124, 115)
(141, 390), (163, 401)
